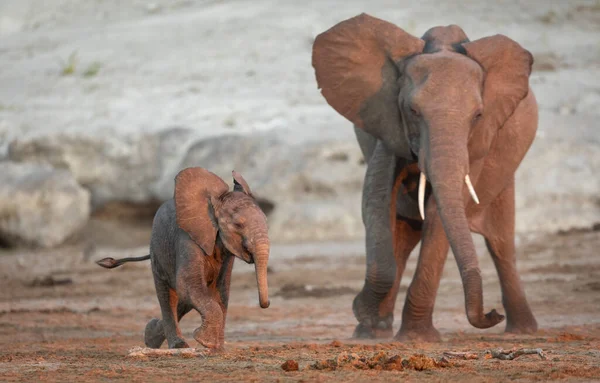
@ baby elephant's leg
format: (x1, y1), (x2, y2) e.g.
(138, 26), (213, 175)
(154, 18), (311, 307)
(150, 277), (189, 349)
(197, 255), (234, 350)
(178, 269), (224, 350)
(191, 298), (224, 351)
(144, 318), (165, 348)
(144, 302), (192, 349)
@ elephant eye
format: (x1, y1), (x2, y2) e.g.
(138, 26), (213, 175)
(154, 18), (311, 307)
(242, 241), (253, 258)
(409, 106), (420, 117)
(472, 111), (483, 123)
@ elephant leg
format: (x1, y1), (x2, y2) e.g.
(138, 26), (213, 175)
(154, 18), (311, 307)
(478, 181), (537, 334)
(396, 198), (449, 342)
(147, 277), (189, 349)
(369, 217), (422, 338)
(145, 301), (192, 349)
(354, 165), (422, 338)
(352, 141), (398, 338)
(216, 255), (235, 321)
(176, 255), (224, 351)
(189, 295), (224, 351)
(144, 318), (165, 349)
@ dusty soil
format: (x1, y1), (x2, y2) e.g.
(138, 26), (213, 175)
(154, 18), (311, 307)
(1, 220), (600, 382)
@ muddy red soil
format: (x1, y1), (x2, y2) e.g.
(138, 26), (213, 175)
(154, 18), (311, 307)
(1, 219), (599, 382)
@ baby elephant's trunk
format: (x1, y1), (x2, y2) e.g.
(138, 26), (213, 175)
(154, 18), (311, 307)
(253, 239), (270, 309)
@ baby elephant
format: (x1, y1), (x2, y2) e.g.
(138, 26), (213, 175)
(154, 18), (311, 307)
(96, 167), (270, 351)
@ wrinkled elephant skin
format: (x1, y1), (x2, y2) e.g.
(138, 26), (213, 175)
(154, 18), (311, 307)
(96, 167), (271, 350)
(313, 14), (538, 340)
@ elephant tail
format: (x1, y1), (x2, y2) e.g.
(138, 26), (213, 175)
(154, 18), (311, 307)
(95, 254), (150, 269)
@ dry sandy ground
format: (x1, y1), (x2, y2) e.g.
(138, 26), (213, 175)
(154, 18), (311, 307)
(1, 219), (599, 382)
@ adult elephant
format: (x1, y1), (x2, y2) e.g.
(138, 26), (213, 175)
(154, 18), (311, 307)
(312, 13), (538, 340)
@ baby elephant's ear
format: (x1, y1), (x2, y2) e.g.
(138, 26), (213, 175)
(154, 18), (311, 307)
(232, 170), (252, 196)
(174, 167), (229, 256)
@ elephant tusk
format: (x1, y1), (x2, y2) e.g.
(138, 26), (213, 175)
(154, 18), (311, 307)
(418, 172), (426, 220)
(465, 174), (480, 204)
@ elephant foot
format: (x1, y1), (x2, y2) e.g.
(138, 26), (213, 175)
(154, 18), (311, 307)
(193, 326), (224, 351)
(168, 338), (190, 349)
(395, 324), (441, 342)
(204, 346), (225, 355)
(352, 292), (394, 339)
(352, 320), (394, 339)
(144, 318), (166, 349)
(505, 314), (538, 334)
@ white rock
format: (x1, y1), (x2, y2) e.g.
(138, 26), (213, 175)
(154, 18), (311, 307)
(0, 162), (90, 248)
(173, 133), (366, 242)
(174, 133), (365, 198)
(516, 111), (600, 233)
(8, 131), (160, 209)
(1, 0), (597, 242)
(7, 129), (368, 242)
(267, 198), (363, 242)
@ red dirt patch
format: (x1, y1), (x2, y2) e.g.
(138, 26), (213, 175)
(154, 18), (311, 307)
(1, 230), (599, 382)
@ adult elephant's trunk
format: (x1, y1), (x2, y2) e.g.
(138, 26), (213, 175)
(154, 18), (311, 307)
(424, 126), (504, 329)
(253, 238), (270, 309)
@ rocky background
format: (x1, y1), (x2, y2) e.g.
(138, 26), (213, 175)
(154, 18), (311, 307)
(0, 0), (598, 248)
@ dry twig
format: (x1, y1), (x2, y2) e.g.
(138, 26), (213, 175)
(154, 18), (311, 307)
(127, 346), (207, 358)
(443, 351), (479, 360)
(487, 348), (547, 361)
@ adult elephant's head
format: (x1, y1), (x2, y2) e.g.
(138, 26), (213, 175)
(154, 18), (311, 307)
(312, 14), (533, 329)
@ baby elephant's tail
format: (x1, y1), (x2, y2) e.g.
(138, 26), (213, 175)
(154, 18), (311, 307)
(95, 254), (150, 269)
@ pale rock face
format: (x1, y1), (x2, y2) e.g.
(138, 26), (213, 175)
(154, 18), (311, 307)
(8, 132), (160, 209)
(173, 134), (366, 241)
(7, 129), (368, 242)
(267, 198), (363, 242)
(515, 113), (600, 234)
(1, 0), (598, 243)
(0, 162), (90, 248)
(7, 116), (600, 242)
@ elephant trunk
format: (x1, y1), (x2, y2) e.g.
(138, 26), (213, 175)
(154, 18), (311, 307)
(253, 238), (270, 309)
(424, 125), (504, 329)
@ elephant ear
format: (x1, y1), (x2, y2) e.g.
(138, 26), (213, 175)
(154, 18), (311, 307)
(174, 167), (229, 256)
(462, 35), (533, 130)
(312, 13), (424, 156)
(232, 170), (253, 196)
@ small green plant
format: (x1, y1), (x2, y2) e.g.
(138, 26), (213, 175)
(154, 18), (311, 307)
(0, 104), (17, 112)
(223, 116), (236, 128)
(537, 10), (558, 24)
(59, 51), (78, 76)
(83, 62), (102, 78)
